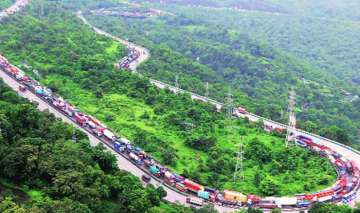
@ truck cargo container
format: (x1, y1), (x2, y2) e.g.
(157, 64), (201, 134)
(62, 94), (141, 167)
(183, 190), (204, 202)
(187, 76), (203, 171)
(223, 190), (247, 203)
(197, 190), (210, 200)
(103, 129), (115, 141)
(186, 197), (203, 206)
(275, 197), (297, 208)
(129, 152), (141, 164)
(118, 137), (130, 145)
(184, 179), (204, 193)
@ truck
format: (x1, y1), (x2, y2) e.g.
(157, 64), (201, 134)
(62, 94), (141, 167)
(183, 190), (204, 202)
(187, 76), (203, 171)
(184, 179), (204, 193)
(237, 107), (247, 114)
(149, 165), (160, 176)
(197, 190), (210, 200)
(223, 190), (248, 203)
(164, 171), (174, 179)
(118, 137), (131, 145)
(114, 142), (125, 153)
(92, 126), (105, 137)
(275, 197), (298, 208)
(103, 129), (115, 141)
(75, 113), (87, 126)
(129, 152), (141, 164)
(186, 197), (203, 206)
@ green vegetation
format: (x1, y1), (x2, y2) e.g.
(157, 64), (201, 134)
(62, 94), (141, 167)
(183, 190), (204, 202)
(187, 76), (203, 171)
(308, 202), (359, 213)
(0, 0), (14, 10)
(0, 0), (337, 196)
(84, 0), (360, 150)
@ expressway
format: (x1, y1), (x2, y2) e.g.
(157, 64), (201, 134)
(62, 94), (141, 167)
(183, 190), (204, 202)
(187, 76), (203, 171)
(1, 1), (360, 212)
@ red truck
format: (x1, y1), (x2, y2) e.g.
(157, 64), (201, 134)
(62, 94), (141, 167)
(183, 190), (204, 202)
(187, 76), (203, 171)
(184, 179), (204, 193)
(75, 113), (87, 126)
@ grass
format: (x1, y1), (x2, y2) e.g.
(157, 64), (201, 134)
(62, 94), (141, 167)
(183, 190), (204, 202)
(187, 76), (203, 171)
(41, 74), (337, 196)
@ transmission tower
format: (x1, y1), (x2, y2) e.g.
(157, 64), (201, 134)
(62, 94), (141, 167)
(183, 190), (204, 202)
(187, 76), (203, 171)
(226, 88), (233, 118)
(285, 86), (296, 147)
(205, 82), (209, 97)
(233, 141), (244, 181)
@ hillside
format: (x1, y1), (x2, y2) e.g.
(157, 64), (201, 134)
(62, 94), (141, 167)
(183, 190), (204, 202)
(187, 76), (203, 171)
(0, 0), (337, 196)
(82, 0), (360, 149)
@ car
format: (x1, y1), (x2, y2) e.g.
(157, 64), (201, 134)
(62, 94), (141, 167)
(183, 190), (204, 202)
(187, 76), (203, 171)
(141, 174), (151, 183)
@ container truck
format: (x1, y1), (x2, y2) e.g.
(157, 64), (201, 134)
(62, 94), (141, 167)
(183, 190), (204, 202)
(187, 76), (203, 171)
(197, 191), (210, 200)
(275, 197), (298, 208)
(129, 152), (141, 164)
(184, 179), (204, 193)
(103, 129), (115, 141)
(186, 197), (203, 206)
(223, 190), (248, 203)
(75, 113), (87, 126)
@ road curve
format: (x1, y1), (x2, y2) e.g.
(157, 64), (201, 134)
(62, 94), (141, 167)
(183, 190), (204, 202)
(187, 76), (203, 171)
(76, 11), (150, 71)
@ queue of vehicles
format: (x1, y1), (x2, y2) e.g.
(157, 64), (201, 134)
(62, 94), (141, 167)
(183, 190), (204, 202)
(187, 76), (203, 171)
(116, 48), (140, 69)
(1, 54), (360, 210)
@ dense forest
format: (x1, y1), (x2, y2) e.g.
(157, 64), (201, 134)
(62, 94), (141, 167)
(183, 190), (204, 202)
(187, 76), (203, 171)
(0, 0), (338, 196)
(83, 0), (360, 150)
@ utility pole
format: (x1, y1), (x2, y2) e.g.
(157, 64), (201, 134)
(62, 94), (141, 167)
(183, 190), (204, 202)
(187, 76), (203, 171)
(205, 82), (209, 97)
(285, 86), (296, 147)
(226, 88), (233, 118)
(233, 141), (244, 181)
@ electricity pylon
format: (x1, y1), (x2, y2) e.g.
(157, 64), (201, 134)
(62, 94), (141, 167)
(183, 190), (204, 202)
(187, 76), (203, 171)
(285, 86), (296, 147)
(233, 141), (244, 181)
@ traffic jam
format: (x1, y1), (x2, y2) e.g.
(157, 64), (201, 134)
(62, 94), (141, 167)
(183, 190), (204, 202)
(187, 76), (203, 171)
(115, 48), (140, 69)
(1, 54), (359, 211)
